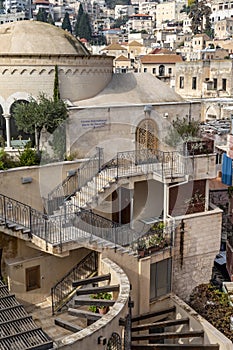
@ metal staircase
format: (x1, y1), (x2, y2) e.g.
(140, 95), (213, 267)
(46, 148), (187, 215)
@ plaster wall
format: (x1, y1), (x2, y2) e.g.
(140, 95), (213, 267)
(5, 245), (89, 304)
(172, 208), (222, 302)
(0, 160), (84, 211)
(67, 102), (201, 158)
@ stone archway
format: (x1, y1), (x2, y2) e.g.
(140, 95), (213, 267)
(135, 118), (158, 153)
(0, 105), (6, 143)
(10, 100), (35, 145)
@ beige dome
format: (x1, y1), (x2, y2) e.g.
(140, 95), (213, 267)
(0, 20), (90, 55)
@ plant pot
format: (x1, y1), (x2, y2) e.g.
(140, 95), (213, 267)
(98, 306), (109, 315)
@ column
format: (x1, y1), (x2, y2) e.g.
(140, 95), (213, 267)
(3, 114), (11, 148)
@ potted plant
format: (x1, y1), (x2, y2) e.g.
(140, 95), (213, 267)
(89, 291), (112, 315)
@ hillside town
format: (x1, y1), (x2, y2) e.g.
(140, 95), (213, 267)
(1, 0), (233, 349)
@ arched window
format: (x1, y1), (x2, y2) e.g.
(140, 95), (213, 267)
(159, 64), (165, 76)
(10, 100), (35, 145)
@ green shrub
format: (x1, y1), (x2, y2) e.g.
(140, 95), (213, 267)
(0, 149), (18, 169)
(18, 146), (40, 166)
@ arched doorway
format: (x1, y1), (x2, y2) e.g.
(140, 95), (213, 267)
(135, 118), (158, 164)
(10, 100), (35, 146)
(0, 105), (6, 143)
(135, 118), (158, 152)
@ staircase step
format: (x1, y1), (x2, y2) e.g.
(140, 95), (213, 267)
(131, 318), (190, 332)
(54, 318), (83, 333)
(68, 308), (102, 320)
(6, 223), (17, 229)
(73, 273), (111, 287)
(132, 306), (176, 323)
(131, 330), (204, 341)
(76, 284), (119, 296)
(74, 297), (115, 307)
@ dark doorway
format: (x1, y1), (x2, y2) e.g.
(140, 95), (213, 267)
(112, 187), (131, 225)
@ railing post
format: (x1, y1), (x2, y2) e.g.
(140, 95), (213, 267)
(3, 195), (6, 226)
(116, 153), (119, 180)
(51, 287), (55, 315)
(29, 208), (32, 239)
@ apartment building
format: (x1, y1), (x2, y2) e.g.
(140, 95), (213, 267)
(156, 0), (186, 27)
(215, 17), (233, 39)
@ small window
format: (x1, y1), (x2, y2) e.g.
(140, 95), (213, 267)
(26, 265), (40, 291)
(192, 77), (197, 90)
(168, 67), (172, 74)
(179, 76), (184, 89)
(153, 67), (156, 74)
(222, 78), (227, 91)
(144, 67), (147, 72)
(150, 258), (171, 300)
(213, 78), (217, 89)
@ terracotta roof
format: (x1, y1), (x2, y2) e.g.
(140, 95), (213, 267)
(149, 48), (175, 55)
(140, 54), (183, 64)
(115, 55), (130, 61)
(101, 43), (127, 51)
(194, 33), (210, 40)
(128, 40), (143, 47)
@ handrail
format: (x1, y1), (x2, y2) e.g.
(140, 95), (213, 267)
(47, 147), (104, 214)
(51, 250), (98, 315)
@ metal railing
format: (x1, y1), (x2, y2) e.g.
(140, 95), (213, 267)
(51, 250), (98, 315)
(47, 147), (104, 214)
(115, 149), (186, 180)
(47, 149), (187, 215)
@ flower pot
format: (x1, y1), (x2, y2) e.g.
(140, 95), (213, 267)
(98, 306), (109, 315)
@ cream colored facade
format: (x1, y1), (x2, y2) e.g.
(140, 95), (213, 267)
(156, 0), (186, 27)
(215, 18), (233, 39)
(175, 59), (233, 100)
(0, 18), (230, 349)
(0, 20), (113, 148)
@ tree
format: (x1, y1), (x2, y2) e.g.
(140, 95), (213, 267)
(62, 12), (72, 33)
(36, 8), (47, 22)
(189, 0), (212, 34)
(165, 117), (200, 147)
(12, 94), (68, 153)
(53, 65), (60, 102)
(47, 13), (55, 25)
(74, 4), (92, 41)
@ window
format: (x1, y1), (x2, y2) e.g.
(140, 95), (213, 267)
(222, 78), (227, 91)
(192, 77), (197, 90)
(152, 67), (156, 74)
(213, 78), (217, 89)
(159, 64), (165, 76)
(150, 258), (171, 300)
(179, 76), (184, 89)
(168, 67), (172, 74)
(26, 265), (40, 291)
(144, 67), (147, 72)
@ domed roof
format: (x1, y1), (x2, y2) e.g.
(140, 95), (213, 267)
(0, 20), (90, 56)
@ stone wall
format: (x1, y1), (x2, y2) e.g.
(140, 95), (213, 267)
(172, 207), (222, 302)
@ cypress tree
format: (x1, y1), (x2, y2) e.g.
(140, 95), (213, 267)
(62, 12), (72, 33)
(74, 4), (92, 41)
(36, 8), (47, 22)
(53, 65), (60, 102)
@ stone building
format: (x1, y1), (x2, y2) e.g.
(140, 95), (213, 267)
(0, 19), (230, 350)
(0, 20), (113, 148)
